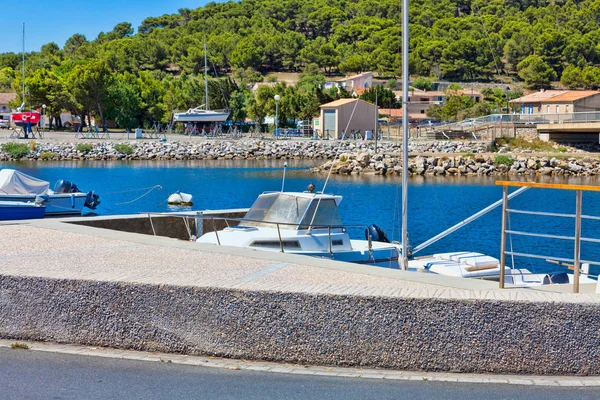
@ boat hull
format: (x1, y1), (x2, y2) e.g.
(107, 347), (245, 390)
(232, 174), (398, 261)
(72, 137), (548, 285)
(0, 193), (87, 216)
(0, 201), (45, 220)
(11, 111), (41, 127)
(173, 111), (229, 123)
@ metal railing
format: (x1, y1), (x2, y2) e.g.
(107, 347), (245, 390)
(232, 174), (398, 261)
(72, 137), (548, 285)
(145, 212), (388, 256)
(497, 181), (600, 293)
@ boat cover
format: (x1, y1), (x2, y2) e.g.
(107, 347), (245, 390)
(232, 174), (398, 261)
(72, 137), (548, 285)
(0, 169), (50, 195)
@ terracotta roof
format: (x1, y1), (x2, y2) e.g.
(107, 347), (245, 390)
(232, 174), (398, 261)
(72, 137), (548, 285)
(510, 90), (568, 103)
(541, 90), (600, 103)
(352, 88), (368, 96)
(320, 98), (375, 108)
(379, 108), (403, 117)
(0, 93), (17, 105)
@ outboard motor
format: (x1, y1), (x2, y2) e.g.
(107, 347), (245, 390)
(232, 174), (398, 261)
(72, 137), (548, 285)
(365, 224), (391, 243)
(84, 191), (101, 210)
(53, 180), (73, 193)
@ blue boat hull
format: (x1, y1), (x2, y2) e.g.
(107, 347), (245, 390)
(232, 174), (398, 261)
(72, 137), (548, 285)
(0, 202), (45, 220)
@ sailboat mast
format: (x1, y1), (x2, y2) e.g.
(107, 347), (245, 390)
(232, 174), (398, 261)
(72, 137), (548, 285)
(21, 22), (25, 110)
(401, 0), (409, 270)
(204, 40), (209, 111)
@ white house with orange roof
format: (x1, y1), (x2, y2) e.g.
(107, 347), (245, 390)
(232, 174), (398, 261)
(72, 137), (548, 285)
(324, 72), (373, 91)
(511, 90), (600, 114)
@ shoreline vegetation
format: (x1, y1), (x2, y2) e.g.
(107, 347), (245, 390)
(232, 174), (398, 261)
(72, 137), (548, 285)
(1, 138), (600, 177)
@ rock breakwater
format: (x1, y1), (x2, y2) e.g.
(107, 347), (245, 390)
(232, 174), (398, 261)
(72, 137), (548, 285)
(0, 140), (493, 161)
(310, 152), (600, 177)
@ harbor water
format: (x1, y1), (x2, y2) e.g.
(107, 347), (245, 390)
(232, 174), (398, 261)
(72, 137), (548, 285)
(4, 160), (600, 276)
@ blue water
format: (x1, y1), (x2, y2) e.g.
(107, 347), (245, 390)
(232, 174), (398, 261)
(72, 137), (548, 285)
(3, 160), (600, 276)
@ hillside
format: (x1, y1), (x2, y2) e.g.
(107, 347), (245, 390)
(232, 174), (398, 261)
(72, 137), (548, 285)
(0, 0), (599, 126)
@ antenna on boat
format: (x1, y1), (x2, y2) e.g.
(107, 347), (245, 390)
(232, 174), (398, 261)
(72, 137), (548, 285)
(281, 162), (287, 192)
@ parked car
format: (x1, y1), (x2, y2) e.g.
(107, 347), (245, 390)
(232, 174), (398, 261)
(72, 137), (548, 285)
(0, 118), (9, 129)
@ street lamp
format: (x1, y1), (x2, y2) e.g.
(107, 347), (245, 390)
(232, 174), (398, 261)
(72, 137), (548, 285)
(41, 104), (46, 130)
(274, 94), (280, 137)
(505, 86), (510, 114)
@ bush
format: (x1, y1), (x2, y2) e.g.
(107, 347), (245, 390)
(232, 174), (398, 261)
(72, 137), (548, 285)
(495, 155), (514, 166)
(113, 144), (134, 155)
(39, 151), (58, 160)
(1, 142), (30, 158)
(76, 143), (93, 152)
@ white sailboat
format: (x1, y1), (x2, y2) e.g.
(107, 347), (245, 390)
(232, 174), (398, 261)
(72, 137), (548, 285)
(172, 41), (229, 123)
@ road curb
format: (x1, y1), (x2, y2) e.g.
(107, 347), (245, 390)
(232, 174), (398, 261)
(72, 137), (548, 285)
(1, 339), (598, 387)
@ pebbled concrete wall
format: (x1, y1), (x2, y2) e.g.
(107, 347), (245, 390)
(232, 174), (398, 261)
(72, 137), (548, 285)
(1, 275), (599, 375)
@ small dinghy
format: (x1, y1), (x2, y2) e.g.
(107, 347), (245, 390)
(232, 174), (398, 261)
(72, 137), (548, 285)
(168, 191), (193, 205)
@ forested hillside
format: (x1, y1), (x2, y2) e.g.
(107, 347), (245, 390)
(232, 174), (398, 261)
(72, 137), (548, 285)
(1, 0), (599, 127)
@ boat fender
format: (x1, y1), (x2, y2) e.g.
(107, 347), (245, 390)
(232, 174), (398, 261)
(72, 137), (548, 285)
(84, 191), (101, 209)
(365, 224), (391, 243)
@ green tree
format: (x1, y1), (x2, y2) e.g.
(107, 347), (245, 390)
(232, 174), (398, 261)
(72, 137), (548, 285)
(517, 55), (556, 89)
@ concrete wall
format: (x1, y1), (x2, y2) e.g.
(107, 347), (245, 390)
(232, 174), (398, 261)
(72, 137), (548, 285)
(1, 275), (600, 375)
(68, 209), (249, 240)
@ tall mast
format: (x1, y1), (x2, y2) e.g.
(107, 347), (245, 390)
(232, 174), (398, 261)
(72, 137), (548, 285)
(401, 0), (409, 270)
(21, 23), (25, 111)
(204, 39), (209, 111)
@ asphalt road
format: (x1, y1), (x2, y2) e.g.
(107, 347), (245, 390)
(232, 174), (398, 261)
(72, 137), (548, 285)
(0, 348), (598, 400)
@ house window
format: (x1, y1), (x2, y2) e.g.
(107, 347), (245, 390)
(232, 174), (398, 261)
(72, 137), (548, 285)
(556, 105), (559, 113)
(566, 104), (570, 113)
(547, 105), (550, 114)
(420, 110), (425, 114)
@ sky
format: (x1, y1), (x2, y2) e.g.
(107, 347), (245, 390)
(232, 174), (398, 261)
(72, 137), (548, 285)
(0, 0), (207, 54)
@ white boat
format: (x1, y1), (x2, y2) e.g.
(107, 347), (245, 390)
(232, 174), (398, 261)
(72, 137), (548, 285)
(196, 190), (400, 268)
(0, 169), (100, 216)
(172, 107), (229, 123)
(172, 41), (229, 124)
(408, 251), (597, 287)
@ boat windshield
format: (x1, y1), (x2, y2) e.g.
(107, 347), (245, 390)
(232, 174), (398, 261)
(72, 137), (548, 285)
(242, 193), (342, 229)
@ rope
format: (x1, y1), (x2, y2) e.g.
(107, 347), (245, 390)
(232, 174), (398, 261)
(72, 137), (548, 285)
(115, 185), (163, 206)
(104, 185), (165, 196)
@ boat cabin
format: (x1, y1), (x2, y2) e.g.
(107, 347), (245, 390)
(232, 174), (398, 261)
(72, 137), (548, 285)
(242, 192), (343, 230)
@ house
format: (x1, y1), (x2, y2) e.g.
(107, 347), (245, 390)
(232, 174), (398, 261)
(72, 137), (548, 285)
(324, 72), (373, 91)
(0, 93), (17, 114)
(510, 90), (600, 114)
(315, 98), (377, 139)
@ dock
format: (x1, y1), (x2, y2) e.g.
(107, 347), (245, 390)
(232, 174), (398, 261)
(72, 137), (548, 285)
(1, 216), (599, 375)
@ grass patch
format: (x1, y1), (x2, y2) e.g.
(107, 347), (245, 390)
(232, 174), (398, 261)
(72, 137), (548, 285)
(494, 155), (514, 167)
(76, 143), (93, 152)
(463, 152), (475, 158)
(11, 343), (29, 349)
(497, 137), (561, 152)
(113, 144), (134, 155)
(1, 142), (30, 158)
(38, 151), (58, 160)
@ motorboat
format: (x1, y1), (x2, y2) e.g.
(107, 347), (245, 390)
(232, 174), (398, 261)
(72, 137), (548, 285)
(408, 251), (597, 287)
(0, 169), (100, 216)
(0, 200), (45, 220)
(196, 190), (400, 268)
